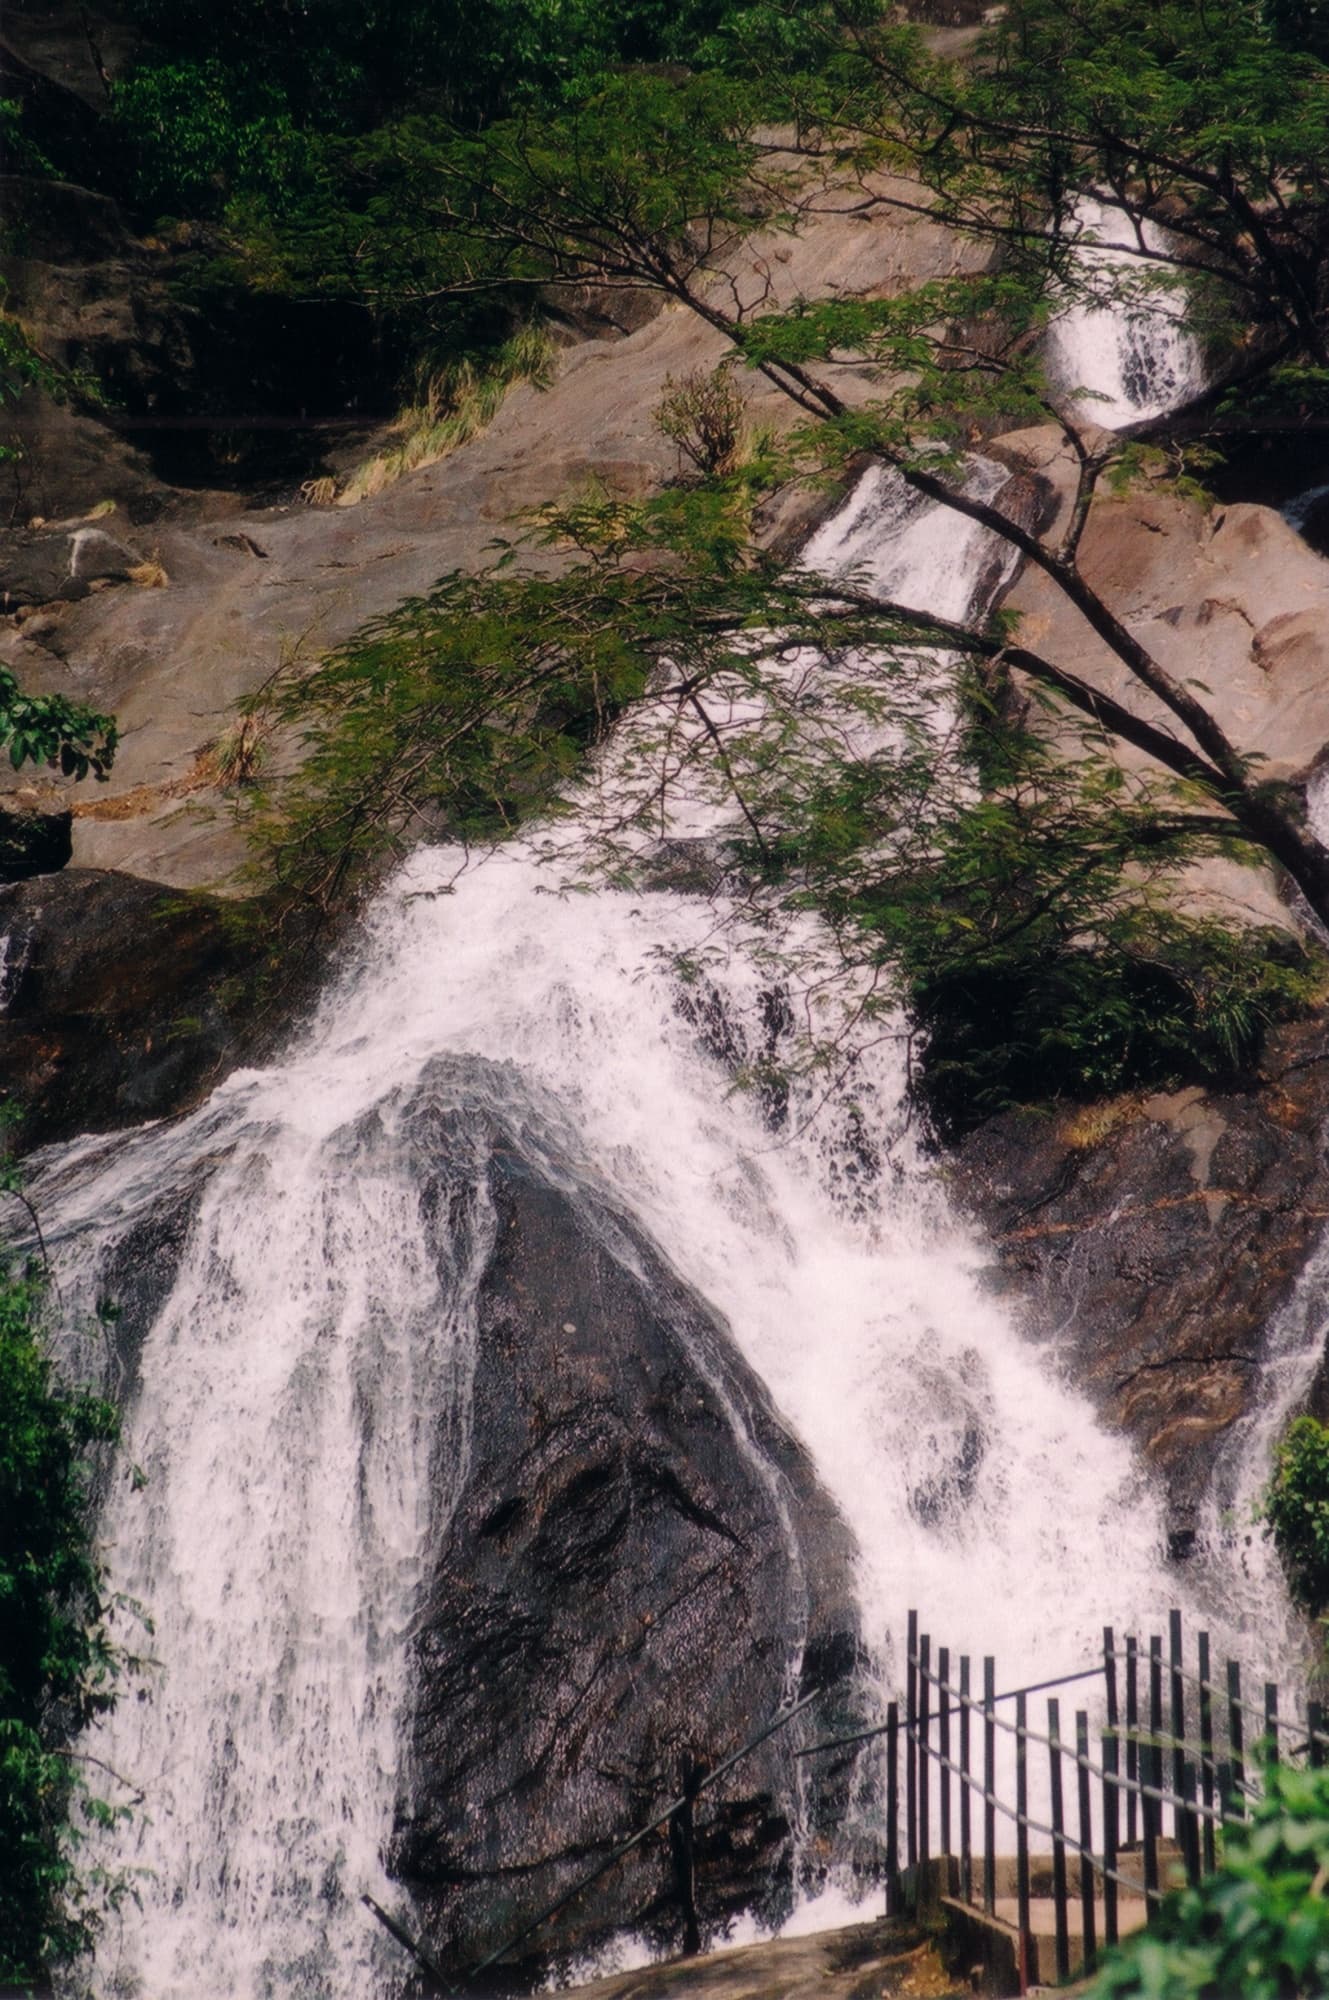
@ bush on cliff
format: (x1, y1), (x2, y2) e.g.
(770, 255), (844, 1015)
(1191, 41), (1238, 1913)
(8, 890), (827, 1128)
(1262, 1415), (1329, 1618)
(0, 1224), (140, 1982)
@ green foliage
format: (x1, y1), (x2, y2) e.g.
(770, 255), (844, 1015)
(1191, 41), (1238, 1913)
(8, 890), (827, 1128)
(0, 668), (117, 783)
(175, 0), (1329, 1130)
(1261, 1415), (1329, 1616)
(0, 315), (60, 411)
(106, 0), (800, 227)
(748, 687), (1323, 1131)
(120, 0), (792, 134)
(0, 99), (55, 179)
(244, 471), (1320, 1126)
(243, 558), (665, 907)
(0, 307), (104, 469)
(0, 1237), (140, 1980)
(1090, 1761), (1329, 1999)
(108, 60), (305, 219)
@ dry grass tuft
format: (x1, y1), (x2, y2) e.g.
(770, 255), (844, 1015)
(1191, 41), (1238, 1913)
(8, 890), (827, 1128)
(1061, 1096), (1141, 1150)
(335, 325), (554, 508)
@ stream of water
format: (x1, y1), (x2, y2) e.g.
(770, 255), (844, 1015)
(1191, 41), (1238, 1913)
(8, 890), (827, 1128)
(25, 228), (1310, 1997)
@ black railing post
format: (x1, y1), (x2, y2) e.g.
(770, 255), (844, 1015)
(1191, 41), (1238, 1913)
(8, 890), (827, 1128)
(669, 1754), (703, 1957)
(1169, 1610), (1186, 1841)
(983, 1656), (996, 1916)
(959, 1656), (973, 1907)
(1180, 1762), (1201, 1889)
(1227, 1659), (1246, 1817)
(1310, 1700), (1326, 1771)
(1143, 1639), (1161, 1908)
(1217, 1758), (1234, 1824)
(919, 1634), (932, 1886)
(1077, 1709), (1096, 1974)
(1104, 1626), (1119, 1743)
(1016, 1689), (1032, 1988)
(939, 1645), (952, 1870)
(1198, 1630), (1216, 1875)
(1125, 1635), (1139, 1849)
(907, 1611), (918, 1872)
(1265, 1682), (1280, 1767)
(886, 1700), (900, 1915)
(1149, 1633), (1165, 1846)
(1103, 1728), (1120, 1948)
(1048, 1698), (1071, 1984)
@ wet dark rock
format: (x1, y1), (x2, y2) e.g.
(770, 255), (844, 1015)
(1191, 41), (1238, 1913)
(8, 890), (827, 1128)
(951, 1017), (1329, 1547)
(392, 1072), (864, 1977)
(92, 1178), (209, 1407)
(1, 529), (75, 608)
(0, 800), (71, 880)
(0, 866), (323, 1151)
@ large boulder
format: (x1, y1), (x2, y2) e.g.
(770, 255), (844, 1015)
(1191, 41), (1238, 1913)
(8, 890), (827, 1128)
(391, 1074), (863, 1978)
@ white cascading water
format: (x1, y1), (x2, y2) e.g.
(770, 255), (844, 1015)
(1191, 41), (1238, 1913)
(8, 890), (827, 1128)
(1044, 195), (1205, 425)
(28, 266), (1299, 1996)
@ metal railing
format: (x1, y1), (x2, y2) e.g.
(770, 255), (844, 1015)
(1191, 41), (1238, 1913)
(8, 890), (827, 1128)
(366, 1605), (1321, 1996)
(896, 1606), (1318, 1993)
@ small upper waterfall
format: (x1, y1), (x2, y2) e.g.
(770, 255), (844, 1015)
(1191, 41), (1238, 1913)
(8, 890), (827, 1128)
(1044, 195), (1206, 426)
(30, 222), (1297, 1994)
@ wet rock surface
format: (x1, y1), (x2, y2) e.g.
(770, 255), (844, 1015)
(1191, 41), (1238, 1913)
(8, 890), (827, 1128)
(952, 1017), (1329, 1548)
(392, 1080), (864, 1977)
(0, 866), (322, 1149)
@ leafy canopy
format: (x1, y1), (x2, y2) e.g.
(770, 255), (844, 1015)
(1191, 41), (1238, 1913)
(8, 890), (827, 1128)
(215, 0), (1329, 1121)
(244, 463), (1323, 1128)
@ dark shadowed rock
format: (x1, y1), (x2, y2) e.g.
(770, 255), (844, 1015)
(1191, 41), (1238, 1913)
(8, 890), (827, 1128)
(952, 1017), (1329, 1549)
(0, 800), (70, 880)
(92, 1177), (209, 1406)
(0, 867), (323, 1150)
(391, 1074), (863, 1978)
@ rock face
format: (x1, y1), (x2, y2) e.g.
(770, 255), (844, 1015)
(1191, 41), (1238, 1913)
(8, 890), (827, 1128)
(0, 867), (322, 1148)
(952, 1016), (1329, 1551)
(391, 1078), (863, 1977)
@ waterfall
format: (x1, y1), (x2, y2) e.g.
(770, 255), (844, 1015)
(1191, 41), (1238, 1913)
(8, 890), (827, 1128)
(1044, 195), (1206, 426)
(34, 263), (1300, 1985)
(24, 447), (1212, 1999)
